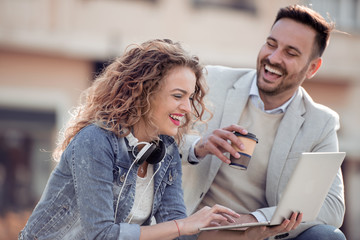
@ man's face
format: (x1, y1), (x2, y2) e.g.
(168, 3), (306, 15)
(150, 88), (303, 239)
(256, 18), (321, 100)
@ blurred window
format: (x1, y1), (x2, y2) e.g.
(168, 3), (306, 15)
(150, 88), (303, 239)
(0, 108), (55, 215)
(85, 0), (158, 2)
(306, 0), (360, 32)
(92, 60), (112, 80)
(193, 0), (256, 13)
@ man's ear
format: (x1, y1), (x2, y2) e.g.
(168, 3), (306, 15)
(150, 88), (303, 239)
(306, 57), (322, 79)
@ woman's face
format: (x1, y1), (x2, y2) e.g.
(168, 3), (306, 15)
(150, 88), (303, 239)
(151, 66), (196, 137)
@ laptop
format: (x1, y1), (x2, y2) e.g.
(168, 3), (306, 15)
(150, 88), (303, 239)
(199, 152), (346, 231)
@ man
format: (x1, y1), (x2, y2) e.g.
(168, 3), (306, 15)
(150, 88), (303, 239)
(181, 5), (345, 240)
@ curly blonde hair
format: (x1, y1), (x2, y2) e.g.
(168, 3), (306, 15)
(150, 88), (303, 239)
(53, 39), (209, 160)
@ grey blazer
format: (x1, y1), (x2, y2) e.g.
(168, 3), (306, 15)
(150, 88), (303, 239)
(180, 65), (345, 239)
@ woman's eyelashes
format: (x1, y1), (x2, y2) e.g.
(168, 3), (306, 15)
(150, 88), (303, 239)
(172, 92), (194, 104)
(173, 94), (183, 99)
(189, 94), (194, 101)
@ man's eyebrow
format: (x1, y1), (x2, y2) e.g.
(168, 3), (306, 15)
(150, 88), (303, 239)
(267, 36), (276, 42)
(267, 36), (302, 55)
(287, 45), (302, 55)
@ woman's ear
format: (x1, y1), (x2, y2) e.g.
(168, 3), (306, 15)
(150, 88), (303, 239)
(306, 57), (322, 79)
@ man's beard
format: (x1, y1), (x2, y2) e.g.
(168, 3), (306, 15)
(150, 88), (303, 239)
(256, 58), (308, 96)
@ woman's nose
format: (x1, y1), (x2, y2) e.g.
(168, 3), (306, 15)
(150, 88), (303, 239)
(180, 99), (192, 113)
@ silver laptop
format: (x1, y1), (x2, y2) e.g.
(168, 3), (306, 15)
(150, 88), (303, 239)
(199, 152), (346, 231)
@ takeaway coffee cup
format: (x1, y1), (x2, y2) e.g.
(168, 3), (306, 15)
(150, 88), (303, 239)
(229, 132), (258, 170)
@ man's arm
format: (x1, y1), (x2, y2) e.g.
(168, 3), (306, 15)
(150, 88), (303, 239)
(179, 134), (202, 165)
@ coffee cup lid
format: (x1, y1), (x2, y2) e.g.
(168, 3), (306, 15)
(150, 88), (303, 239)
(233, 131), (258, 143)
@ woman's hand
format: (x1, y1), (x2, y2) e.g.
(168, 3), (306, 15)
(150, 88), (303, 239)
(176, 204), (240, 236)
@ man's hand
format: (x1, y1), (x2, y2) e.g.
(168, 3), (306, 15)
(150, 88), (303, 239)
(198, 212), (303, 240)
(243, 212), (303, 240)
(194, 124), (248, 164)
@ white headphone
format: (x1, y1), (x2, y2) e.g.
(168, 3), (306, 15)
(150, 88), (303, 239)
(114, 132), (166, 223)
(125, 132), (165, 165)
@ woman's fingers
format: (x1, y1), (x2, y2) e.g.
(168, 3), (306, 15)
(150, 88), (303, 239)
(180, 205), (240, 235)
(211, 204), (240, 218)
(196, 205), (241, 227)
(219, 213), (237, 223)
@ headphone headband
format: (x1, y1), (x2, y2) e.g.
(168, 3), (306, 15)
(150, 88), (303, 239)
(125, 132), (140, 147)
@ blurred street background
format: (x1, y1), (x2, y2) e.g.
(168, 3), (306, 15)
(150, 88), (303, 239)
(0, 0), (359, 239)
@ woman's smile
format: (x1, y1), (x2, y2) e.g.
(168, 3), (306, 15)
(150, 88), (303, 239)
(169, 113), (184, 126)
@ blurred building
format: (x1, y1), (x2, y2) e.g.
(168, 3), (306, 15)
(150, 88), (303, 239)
(0, 0), (359, 239)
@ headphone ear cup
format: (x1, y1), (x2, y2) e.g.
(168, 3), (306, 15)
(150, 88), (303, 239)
(136, 143), (157, 165)
(145, 140), (166, 165)
(126, 131), (166, 165)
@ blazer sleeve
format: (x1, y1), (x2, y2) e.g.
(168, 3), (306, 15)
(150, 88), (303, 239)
(260, 110), (345, 239)
(310, 113), (345, 228)
(179, 134), (202, 165)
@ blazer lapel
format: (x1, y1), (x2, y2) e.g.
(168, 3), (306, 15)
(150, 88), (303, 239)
(211, 70), (256, 171)
(219, 70), (255, 128)
(266, 89), (306, 206)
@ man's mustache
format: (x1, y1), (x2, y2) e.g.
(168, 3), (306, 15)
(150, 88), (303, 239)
(260, 58), (287, 75)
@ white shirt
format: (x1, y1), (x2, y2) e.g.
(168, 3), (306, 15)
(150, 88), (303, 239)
(249, 76), (296, 114)
(126, 164), (154, 224)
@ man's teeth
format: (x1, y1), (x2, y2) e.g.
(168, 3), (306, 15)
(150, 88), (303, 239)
(170, 114), (182, 121)
(265, 65), (283, 76)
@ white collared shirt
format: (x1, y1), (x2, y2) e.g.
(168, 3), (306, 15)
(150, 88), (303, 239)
(249, 76), (296, 114)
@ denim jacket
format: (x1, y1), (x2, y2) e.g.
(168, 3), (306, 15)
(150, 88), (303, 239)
(19, 124), (187, 240)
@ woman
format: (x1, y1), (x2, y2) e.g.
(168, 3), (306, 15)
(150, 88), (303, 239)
(19, 39), (300, 240)
(19, 39), (239, 240)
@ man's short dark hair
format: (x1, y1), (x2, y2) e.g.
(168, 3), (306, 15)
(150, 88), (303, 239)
(273, 5), (335, 58)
